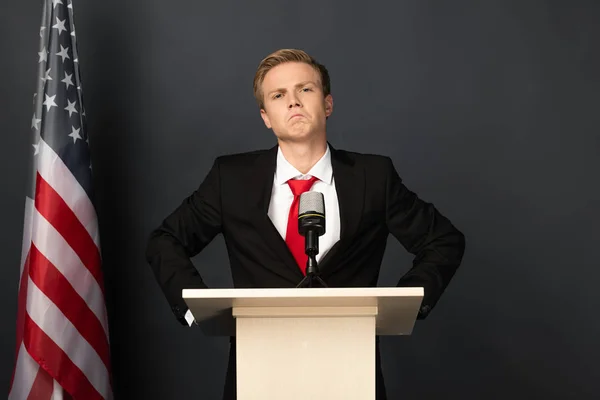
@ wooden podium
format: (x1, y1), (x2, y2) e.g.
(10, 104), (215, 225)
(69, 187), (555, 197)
(183, 287), (423, 400)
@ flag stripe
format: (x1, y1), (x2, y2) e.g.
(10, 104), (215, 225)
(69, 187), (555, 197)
(20, 197), (35, 276)
(27, 368), (53, 400)
(29, 243), (111, 371)
(35, 172), (104, 293)
(37, 139), (99, 247)
(23, 314), (104, 400)
(8, 343), (38, 400)
(10, 198), (34, 394)
(63, 390), (73, 400)
(51, 379), (64, 400)
(11, 252), (31, 394)
(31, 207), (108, 336)
(25, 278), (110, 399)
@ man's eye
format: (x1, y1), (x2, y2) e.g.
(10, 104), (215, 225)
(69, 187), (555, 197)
(273, 93), (282, 99)
(302, 87), (312, 92)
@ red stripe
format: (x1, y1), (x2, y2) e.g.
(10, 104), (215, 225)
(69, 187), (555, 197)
(29, 243), (112, 373)
(9, 250), (31, 393)
(34, 173), (104, 293)
(27, 367), (53, 400)
(23, 314), (104, 400)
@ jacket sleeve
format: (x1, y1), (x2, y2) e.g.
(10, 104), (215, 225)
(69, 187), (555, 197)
(145, 158), (223, 325)
(384, 157), (465, 319)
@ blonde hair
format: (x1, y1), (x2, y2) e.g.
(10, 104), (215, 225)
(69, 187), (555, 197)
(253, 49), (331, 109)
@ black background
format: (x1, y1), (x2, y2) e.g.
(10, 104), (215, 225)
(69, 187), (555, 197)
(1, 1), (599, 398)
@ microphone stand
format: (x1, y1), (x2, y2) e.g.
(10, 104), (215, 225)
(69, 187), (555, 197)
(296, 230), (328, 288)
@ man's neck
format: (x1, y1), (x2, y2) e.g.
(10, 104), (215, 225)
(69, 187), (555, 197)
(278, 137), (327, 175)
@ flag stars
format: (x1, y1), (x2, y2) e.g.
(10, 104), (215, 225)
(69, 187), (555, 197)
(33, 141), (40, 156)
(31, 114), (41, 130)
(40, 26), (46, 38)
(52, 17), (67, 36)
(43, 94), (57, 111)
(62, 72), (74, 89)
(65, 100), (78, 117)
(68, 126), (82, 143)
(56, 45), (70, 63)
(38, 47), (48, 63)
(52, 0), (63, 8)
(41, 68), (52, 83)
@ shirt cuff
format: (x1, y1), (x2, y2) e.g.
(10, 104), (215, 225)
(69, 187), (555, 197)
(184, 309), (195, 327)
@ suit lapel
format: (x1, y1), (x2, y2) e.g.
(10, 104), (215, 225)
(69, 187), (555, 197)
(252, 145), (305, 279)
(318, 143), (365, 273)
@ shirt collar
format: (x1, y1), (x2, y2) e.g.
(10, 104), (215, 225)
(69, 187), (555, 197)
(274, 144), (333, 185)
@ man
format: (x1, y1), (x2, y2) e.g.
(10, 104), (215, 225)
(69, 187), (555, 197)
(145, 48), (465, 400)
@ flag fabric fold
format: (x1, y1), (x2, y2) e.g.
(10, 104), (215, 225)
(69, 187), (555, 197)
(9, 1), (113, 399)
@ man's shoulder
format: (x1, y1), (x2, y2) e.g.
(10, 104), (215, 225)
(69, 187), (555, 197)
(213, 147), (274, 167)
(332, 147), (393, 169)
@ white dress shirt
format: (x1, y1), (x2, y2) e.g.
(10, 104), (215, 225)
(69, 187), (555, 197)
(185, 145), (341, 326)
(267, 144), (340, 262)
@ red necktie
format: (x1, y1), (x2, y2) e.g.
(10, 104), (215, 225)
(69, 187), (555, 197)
(286, 176), (319, 274)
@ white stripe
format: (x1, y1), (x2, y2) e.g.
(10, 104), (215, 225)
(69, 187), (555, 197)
(26, 277), (111, 400)
(8, 343), (39, 400)
(51, 380), (63, 400)
(31, 208), (109, 337)
(37, 138), (100, 248)
(19, 197), (35, 277)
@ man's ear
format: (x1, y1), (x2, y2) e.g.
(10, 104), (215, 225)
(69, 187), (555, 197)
(260, 108), (272, 129)
(324, 94), (333, 117)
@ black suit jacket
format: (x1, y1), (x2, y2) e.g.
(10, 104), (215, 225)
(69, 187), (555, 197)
(145, 143), (465, 399)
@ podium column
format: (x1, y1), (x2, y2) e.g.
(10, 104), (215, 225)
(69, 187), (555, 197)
(233, 305), (377, 400)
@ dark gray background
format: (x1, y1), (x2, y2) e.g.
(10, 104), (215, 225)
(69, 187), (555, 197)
(2, 0), (599, 399)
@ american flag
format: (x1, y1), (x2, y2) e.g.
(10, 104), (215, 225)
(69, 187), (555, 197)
(9, 1), (113, 399)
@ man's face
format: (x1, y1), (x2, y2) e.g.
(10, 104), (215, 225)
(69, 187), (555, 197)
(260, 62), (333, 143)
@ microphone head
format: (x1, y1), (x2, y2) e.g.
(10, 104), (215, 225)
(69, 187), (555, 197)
(299, 191), (324, 215)
(298, 191), (325, 236)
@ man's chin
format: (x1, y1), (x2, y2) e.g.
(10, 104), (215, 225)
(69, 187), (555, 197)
(275, 132), (321, 144)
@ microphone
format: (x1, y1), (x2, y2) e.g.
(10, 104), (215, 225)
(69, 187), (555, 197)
(298, 191), (325, 258)
(296, 191), (328, 288)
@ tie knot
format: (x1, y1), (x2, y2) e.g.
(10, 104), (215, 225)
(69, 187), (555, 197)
(287, 176), (318, 196)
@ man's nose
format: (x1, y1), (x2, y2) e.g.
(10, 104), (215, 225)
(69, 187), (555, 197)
(287, 94), (302, 108)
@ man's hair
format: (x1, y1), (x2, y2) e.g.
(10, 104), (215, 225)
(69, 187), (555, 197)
(253, 48), (331, 110)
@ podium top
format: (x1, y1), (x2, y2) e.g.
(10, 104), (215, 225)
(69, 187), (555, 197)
(183, 287), (423, 336)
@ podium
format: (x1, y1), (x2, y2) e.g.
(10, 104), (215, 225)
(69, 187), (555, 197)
(183, 287), (423, 400)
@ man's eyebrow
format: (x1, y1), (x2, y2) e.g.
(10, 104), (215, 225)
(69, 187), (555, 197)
(267, 81), (318, 96)
(295, 80), (317, 87)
